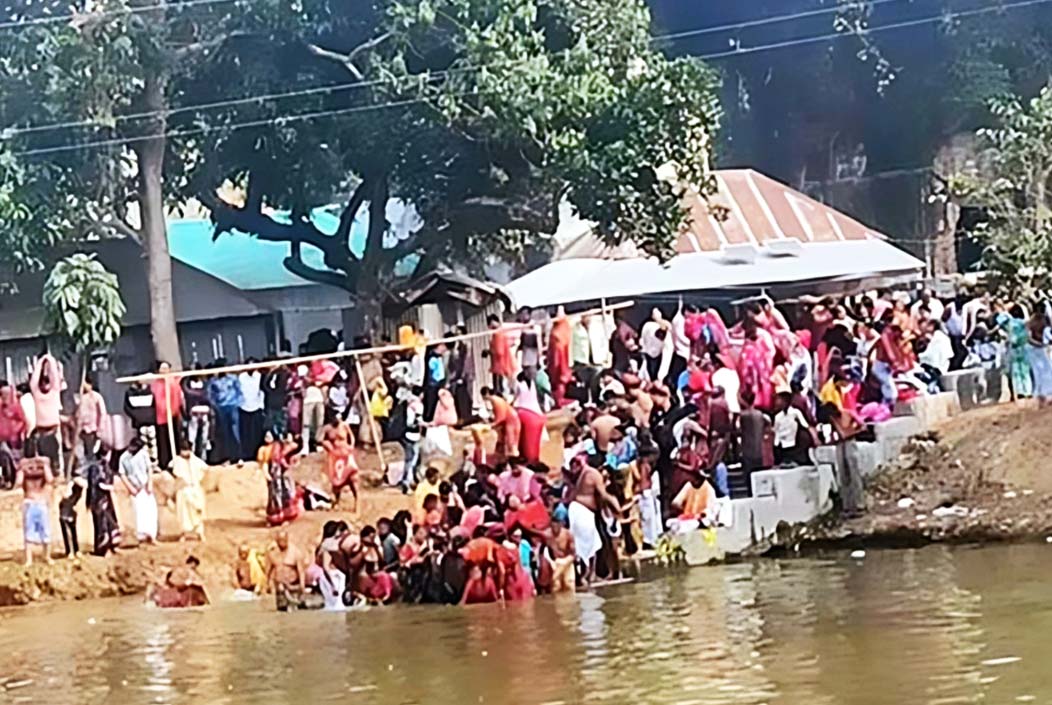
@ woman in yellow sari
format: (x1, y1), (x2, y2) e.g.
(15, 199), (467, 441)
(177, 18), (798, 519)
(172, 442), (207, 540)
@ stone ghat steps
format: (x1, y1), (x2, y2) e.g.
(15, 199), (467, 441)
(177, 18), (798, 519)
(678, 389), (974, 566)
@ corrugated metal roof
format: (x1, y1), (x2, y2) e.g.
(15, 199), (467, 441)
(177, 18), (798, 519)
(677, 169), (881, 253)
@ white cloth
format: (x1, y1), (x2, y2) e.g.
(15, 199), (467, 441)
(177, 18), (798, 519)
(20, 393), (35, 435)
(238, 371), (264, 413)
(640, 321), (665, 358)
(587, 316), (611, 367)
(920, 329), (953, 374)
(303, 385), (325, 405)
(317, 569), (347, 611)
(639, 475), (662, 546)
(568, 500), (601, 562)
(773, 406), (808, 448)
(711, 367), (741, 414)
(671, 312), (691, 359)
(131, 490), (158, 540)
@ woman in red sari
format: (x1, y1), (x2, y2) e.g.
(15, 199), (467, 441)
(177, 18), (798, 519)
(320, 409), (358, 512)
(513, 373), (545, 464)
(547, 310), (573, 407)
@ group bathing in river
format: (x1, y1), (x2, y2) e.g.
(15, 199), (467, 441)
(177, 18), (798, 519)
(4, 283), (1052, 608)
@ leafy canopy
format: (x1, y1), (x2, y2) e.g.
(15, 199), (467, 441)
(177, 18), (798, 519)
(1, 0), (721, 297)
(42, 253), (126, 352)
(952, 85), (1052, 300)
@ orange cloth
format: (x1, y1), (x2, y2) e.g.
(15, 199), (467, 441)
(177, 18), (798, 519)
(321, 422), (357, 490)
(547, 316), (572, 406)
(490, 329), (513, 377)
(490, 396), (521, 461)
(676, 480), (716, 520)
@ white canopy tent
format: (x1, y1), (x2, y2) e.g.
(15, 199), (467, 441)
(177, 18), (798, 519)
(506, 239), (925, 309)
(506, 168), (926, 309)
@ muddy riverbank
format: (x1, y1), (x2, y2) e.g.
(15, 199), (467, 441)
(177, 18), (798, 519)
(802, 403), (1052, 549)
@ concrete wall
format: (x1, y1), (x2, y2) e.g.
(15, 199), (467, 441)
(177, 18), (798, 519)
(682, 388), (964, 563)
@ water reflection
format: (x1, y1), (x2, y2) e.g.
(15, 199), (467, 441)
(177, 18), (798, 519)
(4, 544), (1052, 705)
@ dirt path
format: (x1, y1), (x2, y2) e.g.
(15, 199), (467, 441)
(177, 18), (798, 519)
(0, 418), (570, 607)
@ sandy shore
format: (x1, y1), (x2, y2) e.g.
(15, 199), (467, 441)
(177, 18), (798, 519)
(0, 419), (570, 607)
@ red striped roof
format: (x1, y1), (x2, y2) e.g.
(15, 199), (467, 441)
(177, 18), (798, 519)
(675, 169), (883, 253)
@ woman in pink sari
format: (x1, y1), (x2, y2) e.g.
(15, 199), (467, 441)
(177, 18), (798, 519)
(738, 321), (774, 411)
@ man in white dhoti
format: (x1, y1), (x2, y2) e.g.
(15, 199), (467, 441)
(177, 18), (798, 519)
(118, 437), (157, 543)
(566, 455), (622, 585)
(172, 442), (207, 540)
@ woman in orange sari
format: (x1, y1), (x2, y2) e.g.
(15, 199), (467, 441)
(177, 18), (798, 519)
(547, 310), (572, 407)
(482, 387), (520, 463)
(320, 409), (358, 512)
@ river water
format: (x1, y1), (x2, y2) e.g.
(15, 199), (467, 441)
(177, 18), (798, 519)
(2, 543), (1050, 705)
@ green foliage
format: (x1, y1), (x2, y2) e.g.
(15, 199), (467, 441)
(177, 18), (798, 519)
(42, 253), (125, 352)
(953, 85), (1052, 300)
(1, 0), (721, 298)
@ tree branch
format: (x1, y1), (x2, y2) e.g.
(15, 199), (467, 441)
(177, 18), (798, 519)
(207, 195), (355, 272)
(335, 179), (372, 246)
(172, 31), (252, 62)
(307, 32), (391, 80)
(284, 246), (354, 292)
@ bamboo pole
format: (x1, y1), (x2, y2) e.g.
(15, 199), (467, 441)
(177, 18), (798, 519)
(354, 357), (386, 475)
(164, 376), (176, 468)
(116, 300), (634, 385)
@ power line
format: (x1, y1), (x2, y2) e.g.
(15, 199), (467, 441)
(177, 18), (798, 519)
(0, 0), (240, 31)
(2, 0), (1034, 139)
(11, 92), (479, 157)
(9, 0), (1049, 155)
(700, 0), (1052, 59)
(656, 0), (910, 43)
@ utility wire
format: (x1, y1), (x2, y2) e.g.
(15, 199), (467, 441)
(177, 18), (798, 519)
(8, 0), (1049, 156)
(655, 0), (910, 43)
(11, 93), (479, 157)
(2, 0), (1033, 138)
(700, 0), (1052, 59)
(0, 0), (241, 30)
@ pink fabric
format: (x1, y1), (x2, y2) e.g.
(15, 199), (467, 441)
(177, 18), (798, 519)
(738, 338), (774, 410)
(497, 468), (539, 503)
(433, 389), (458, 426)
(30, 356), (62, 429)
(460, 505), (486, 536)
(151, 378), (184, 425)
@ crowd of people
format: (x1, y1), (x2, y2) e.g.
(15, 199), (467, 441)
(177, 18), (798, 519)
(4, 284), (1051, 607)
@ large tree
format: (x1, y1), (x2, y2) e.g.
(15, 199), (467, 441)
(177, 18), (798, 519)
(1, 0), (720, 342)
(192, 0), (720, 325)
(0, 0), (321, 366)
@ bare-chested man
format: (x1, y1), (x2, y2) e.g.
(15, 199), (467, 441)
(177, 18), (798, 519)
(546, 519), (577, 594)
(15, 449), (54, 565)
(566, 455), (622, 584)
(268, 529), (307, 610)
(234, 544), (260, 595)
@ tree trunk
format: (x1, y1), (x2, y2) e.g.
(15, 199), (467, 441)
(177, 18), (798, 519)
(135, 74), (183, 368)
(932, 199), (960, 277)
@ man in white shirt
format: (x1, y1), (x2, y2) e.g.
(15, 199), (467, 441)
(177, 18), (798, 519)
(639, 308), (668, 382)
(710, 358), (741, 415)
(918, 320), (953, 375)
(238, 368), (265, 461)
(772, 391), (816, 466)
(669, 305), (694, 387)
